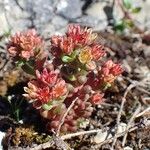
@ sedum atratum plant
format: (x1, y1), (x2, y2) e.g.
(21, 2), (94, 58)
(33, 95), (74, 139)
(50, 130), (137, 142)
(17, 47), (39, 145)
(7, 25), (123, 134)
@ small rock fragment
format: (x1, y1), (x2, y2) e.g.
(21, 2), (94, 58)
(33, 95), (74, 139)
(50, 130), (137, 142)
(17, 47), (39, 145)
(93, 130), (112, 144)
(117, 122), (127, 134)
(124, 146), (133, 150)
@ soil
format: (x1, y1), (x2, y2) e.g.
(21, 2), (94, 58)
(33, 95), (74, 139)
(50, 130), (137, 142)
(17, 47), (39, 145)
(0, 31), (150, 150)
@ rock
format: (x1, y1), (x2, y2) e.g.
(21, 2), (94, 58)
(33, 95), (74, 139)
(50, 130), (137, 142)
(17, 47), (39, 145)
(113, 2), (124, 22)
(76, 15), (107, 30)
(0, 13), (10, 35)
(123, 59), (132, 73)
(83, 2), (108, 30)
(93, 130), (112, 144)
(25, 0), (55, 25)
(39, 24), (55, 37)
(1, 0), (31, 34)
(143, 46), (150, 58)
(0, 131), (5, 149)
(117, 122), (127, 134)
(85, 2), (107, 21)
(134, 66), (150, 79)
(124, 146), (133, 150)
(51, 16), (68, 30)
(56, 0), (83, 19)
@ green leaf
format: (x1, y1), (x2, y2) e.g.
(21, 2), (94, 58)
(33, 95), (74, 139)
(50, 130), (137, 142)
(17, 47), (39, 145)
(124, 19), (134, 28)
(42, 103), (53, 110)
(16, 60), (25, 67)
(131, 7), (141, 13)
(16, 58), (26, 67)
(42, 100), (64, 111)
(123, 0), (132, 9)
(114, 20), (126, 32)
(61, 50), (78, 63)
(22, 62), (35, 75)
(67, 75), (76, 81)
(103, 83), (112, 91)
(70, 50), (78, 59)
(61, 55), (73, 63)
(4, 28), (12, 37)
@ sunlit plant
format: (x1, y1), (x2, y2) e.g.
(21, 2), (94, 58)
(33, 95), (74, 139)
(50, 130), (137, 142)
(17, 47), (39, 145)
(7, 25), (123, 134)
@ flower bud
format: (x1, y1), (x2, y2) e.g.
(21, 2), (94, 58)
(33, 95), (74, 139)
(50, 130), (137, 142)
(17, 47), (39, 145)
(86, 61), (96, 71)
(83, 85), (92, 93)
(40, 110), (48, 119)
(78, 75), (87, 84)
(50, 121), (59, 128)
(67, 83), (74, 92)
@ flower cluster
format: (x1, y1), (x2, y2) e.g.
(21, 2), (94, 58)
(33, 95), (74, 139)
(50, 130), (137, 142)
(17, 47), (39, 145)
(7, 30), (47, 75)
(7, 25), (123, 134)
(99, 60), (123, 85)
(7, 29), (44, 60)
(24, 68), (67, 106)
(51, 25), (106, 71)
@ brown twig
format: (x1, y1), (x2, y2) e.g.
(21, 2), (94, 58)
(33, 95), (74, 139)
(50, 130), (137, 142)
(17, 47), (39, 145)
(122, 103), (141, 146)
(61, 129), (102, 140)
(135, 107), (150, 118)
(111, 83), (138, 149)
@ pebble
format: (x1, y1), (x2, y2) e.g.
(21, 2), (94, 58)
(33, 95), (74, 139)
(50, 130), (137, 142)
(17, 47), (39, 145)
(0, 131), (5, 149)
(124, 146), (133, 150)
(85, 2), (107, 20)
(93, 130), (112, 144)
(117, 122), (127, 134)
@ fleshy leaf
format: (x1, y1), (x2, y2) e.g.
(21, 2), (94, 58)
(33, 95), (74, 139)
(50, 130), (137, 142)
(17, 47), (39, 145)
(16, 59), (26, 67)
(22, 62), (35, 75)
(132, 7), (141, 13)
(42, 103), (53, 110)
(61, 55), (73, 63)
(114, 20), (126, 32)
(61, 50), (78, 63)
(68, 75), (76, 81)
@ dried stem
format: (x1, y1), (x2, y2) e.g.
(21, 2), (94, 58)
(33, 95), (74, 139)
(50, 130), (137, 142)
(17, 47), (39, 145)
(61, 129), (102, 140)
(93, 119), (150, 149)
(111, 83), (138, 149)
(135, 107), (150, 118)
(122, 103), (141, 146)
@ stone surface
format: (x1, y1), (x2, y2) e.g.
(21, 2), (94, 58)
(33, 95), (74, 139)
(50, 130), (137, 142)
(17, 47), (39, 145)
(56, 0), (83, 19)
(0, 0), (150, 36)
(51, 16), (68, 30)
(0, 131), (5, 149)
(124, 146), (133, 150)
(117, 122), (127, 134)
(85, 2), (107, 20)
(93, 130), (112, 144)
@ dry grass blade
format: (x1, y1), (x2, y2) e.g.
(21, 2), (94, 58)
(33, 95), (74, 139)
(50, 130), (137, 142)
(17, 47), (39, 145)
(111, 83), (138, 149)
(122, 103), (141, 146)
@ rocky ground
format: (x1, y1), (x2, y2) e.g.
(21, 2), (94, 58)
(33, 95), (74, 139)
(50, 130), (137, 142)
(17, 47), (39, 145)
(0, 0), (150, 37)
(0, 0), (150, 150)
